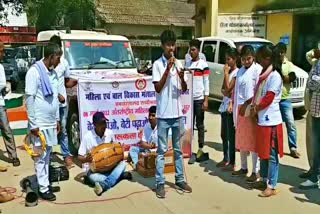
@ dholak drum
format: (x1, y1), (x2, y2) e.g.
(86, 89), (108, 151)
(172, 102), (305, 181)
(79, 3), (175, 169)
(90, 143), (124, 173)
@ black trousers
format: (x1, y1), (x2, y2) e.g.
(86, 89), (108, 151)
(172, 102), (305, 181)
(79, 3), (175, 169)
(220, 112), (235, 165)
(193, 99), (205, 149)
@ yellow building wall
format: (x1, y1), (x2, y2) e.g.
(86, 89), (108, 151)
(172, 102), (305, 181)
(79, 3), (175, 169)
(266, 14), (294, 60)
(195, 0), (218, 37)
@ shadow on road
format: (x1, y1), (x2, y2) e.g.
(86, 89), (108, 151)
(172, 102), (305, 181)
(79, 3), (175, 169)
(205, 141), (223, 152)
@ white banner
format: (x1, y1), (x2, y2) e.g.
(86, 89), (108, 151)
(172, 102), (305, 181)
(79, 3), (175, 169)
(77, 74), (193, 156)
(218, 15), (266, 38)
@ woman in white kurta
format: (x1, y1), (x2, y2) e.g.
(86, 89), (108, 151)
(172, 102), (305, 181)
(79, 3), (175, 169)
(232, 45), (262, 183)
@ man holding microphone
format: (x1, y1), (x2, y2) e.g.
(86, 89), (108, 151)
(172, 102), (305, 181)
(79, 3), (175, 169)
(152, 30), (192, 198)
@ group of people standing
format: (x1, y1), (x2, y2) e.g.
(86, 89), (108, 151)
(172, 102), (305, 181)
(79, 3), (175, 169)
(213, 41), (320, 196)
(1, 27), (319, 203)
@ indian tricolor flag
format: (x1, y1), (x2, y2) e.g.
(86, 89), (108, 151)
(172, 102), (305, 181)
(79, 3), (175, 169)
(7, 106), (28, 135)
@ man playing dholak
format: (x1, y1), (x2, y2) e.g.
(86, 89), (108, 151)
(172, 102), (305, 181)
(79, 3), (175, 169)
(78, 112), (132, 196)
(25, 43), (62, 201)
(128, 106), (157, 169)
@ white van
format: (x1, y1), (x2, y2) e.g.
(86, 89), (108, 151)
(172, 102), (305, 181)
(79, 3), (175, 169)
(36, 30), (137, 153)
(196, 37), (308, 116)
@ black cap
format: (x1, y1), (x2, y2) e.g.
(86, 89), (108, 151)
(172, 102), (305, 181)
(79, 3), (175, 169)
(92, 112), (108, 124)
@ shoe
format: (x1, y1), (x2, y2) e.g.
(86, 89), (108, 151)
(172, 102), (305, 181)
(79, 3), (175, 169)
(196, 149), (204, 159)
(299, 170), (313, 179)
(258, 187), (278, 197)
(204, 129), (207, 133)
(64, 156), (75, 169)
(232, 169), (248, 177)
(0, 190), (14, 203)
(222, 164), (235, 172)
(94, 182), (104, 196)
(39, 190), (56, 201)
(175, 181), (192, 193)
(0, 165), (7, 172)
(49, 186), (60, 193)
(12, 158), (20, 167)
(121, 172), (133, 181)
(155, 184), (165, 199)
(290, 150), (300, 159)
(299, 180), (318, 189)
(216, 160), (228, 168)
(250, 181), (267, 190)
(196, 150), (209, 162)
(246, 173), (259, 183)
(188, 153), (196, 165)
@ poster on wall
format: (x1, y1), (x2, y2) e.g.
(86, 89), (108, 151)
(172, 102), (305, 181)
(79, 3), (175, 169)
(218, 14), (266, 38)
(77, 74), (193, 157)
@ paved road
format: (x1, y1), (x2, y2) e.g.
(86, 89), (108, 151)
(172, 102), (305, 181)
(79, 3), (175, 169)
(0, 102), (319, 214)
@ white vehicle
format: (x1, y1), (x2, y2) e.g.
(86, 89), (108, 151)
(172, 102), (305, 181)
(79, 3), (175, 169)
(196, 37), (308, 116)
(37, 30), (137, 154)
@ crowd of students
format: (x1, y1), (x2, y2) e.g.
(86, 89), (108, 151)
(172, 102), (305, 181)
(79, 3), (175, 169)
(1, 28), (319, 203)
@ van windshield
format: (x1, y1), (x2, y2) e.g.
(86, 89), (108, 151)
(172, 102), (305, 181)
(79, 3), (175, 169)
(235, 41), (273, 52)
(63, 40), (136, 70)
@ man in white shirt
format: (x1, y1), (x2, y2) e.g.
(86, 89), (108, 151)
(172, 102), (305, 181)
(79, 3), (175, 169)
(129, 106), (157, 168)
(185, 39), (210, 164)
(78, 112), (132, 196)
(25, 43), (61, 201)
(0, 42), (20, 172)
(49, 36), (78, 168)
(152, 30), (192, 198)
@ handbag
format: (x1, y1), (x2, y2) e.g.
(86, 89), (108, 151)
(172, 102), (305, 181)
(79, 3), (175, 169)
(49, 164), (69, 182)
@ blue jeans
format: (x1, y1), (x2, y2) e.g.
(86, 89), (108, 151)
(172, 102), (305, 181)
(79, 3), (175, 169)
(129, 146), (145, 165)
(88, 161), (126, 192)
(58, 106), (71, 158)
(260, 147), (279, 189)
(156, 117), (185, 185)
(310, 117), (320, 183)
(279, 99), (297, 151)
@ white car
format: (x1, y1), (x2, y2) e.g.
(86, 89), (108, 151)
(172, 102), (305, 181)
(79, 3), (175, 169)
(195, 36), (308, 116)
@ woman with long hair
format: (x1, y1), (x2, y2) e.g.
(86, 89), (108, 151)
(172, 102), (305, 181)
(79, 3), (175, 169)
(250, 45), (284, 197)
(232, 45), (261, 183)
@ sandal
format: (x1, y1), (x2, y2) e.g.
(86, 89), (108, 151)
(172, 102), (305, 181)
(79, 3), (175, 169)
(258, 187), (278, 198)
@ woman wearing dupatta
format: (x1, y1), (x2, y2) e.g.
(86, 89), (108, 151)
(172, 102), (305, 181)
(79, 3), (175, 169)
(232, 45), (261, 183)
(250, 45), (284, 197)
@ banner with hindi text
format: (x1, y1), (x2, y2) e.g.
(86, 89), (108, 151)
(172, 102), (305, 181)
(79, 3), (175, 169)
(77, 74), (193, 157)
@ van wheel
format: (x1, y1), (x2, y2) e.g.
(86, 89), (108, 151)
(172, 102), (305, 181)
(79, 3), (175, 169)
(68, 112), (80, 155)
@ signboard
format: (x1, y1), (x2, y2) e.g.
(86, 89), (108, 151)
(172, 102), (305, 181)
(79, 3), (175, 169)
(78, 74), (193, 157)
(218, 15), (266, 38)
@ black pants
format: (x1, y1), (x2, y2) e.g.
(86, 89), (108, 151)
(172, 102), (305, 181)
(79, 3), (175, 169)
(220, 112), (235, 165)
(193, 99), (205, 149)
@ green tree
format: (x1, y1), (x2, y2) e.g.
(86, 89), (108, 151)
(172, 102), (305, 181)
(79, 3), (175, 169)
(0, 0), (25, 24)
(26, 0), (95, 32)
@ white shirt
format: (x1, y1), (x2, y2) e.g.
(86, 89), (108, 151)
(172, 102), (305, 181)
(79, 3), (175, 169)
(185, 59), (210, 100)
(185, 53), (206, 65)
(233, 63), (262, 126)
(141, 123), (157, 144)
(55, 58), (70, 107)
(25, 60), (60, 129)
(219, 68), (238, 113)
(257, 71), (283, 126)
(0, 64), (6, 106)
(152, 55), (187, 119)
(78, 129), (115, 156)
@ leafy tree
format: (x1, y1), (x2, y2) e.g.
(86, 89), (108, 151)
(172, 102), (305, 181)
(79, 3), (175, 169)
(0, 0), (25, 25)
(26, 0), (95, 32)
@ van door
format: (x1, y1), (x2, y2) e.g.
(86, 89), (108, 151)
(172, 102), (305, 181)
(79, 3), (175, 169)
(200, 40), (218, 98)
